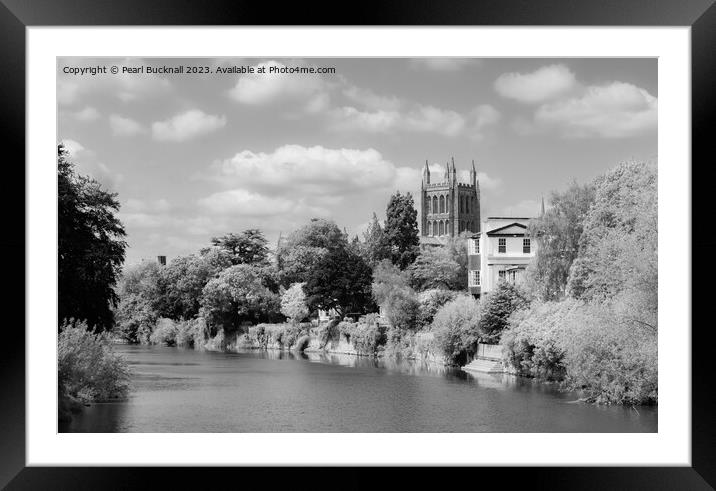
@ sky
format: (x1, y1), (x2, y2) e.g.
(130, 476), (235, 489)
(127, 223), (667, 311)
(57, 57), (657, 265)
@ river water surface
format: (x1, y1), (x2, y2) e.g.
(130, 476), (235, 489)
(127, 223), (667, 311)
(60, 344), (657, 433)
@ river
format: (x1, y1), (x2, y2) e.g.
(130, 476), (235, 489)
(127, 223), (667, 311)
(59, 344), (657, 433)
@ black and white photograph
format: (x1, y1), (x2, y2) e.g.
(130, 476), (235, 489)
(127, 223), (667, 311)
(55, 56), (659, 434)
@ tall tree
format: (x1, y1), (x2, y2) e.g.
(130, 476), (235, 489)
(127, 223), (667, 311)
(304, 246), (374, 317)
(361, 212), (391, 266)
(383, 192), (420, 270)
(58, 144), (127, 331)
(526, 181), (595, 301)
(211, 229), (269, 265)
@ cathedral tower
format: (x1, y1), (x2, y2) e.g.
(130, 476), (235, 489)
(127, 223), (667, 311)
(420, 157), (481, 239)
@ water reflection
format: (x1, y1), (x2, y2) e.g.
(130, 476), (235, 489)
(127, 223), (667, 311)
(60, 345), (657, 433)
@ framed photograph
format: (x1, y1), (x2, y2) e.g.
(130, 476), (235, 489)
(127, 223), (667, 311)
(4, 0), (714, 487)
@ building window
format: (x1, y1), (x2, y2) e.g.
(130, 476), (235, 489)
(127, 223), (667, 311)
(498, 238), (506, 253)
(466, 196), (470, 214)
(439, 195), (445, 213)
(439, 221), (444, 236)
(523, 238), (531, 254)
(498, 270), (506, 282)
(432, 196), (437, 214)
(427, 221), (432, 236)
(469, 270), (481, 287)
(468, 238), (480, 255)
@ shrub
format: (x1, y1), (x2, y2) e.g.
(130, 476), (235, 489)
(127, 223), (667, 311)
(478, 281), (530, 343)
(58, 320), (131, 405)
(339, 319), (387, 355)
(281, 282), (310, 323)
(417, 289), (458, 328)
(149, 318), (179, 346)
(431, 295), (482, 365)
(317, 318), (340, 347)
(501, 300), (579, 380)
(560, 302), (657, 405)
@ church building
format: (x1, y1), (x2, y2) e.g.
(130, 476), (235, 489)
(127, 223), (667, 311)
(420, 157), (481, 244)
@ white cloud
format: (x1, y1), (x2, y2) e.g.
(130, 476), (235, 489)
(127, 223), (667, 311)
(228, 60), (330, 107)
(59, 139), (123, 190)
(213, 145), (399, 194)
(58, 59), (171, 106)
(329, 103), (499, 139)
(495, 64), (577, 104)
(342, 85), (402, 111)
(534, 82), (657, 138)
(61, 139), (85, 155)
(124, 198), (172, 213)
(410, 58), (478, 71)
(198, 189), (326, 217)
(152, 110), (226, 142)
(72, 106), (101, 122)
(109, 114), (146, 136)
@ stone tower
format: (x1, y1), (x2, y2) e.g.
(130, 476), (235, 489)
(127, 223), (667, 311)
(420, 157), (481, 238)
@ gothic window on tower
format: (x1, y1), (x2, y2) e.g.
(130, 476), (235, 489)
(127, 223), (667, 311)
(427, 221), (432, 236)
(432, 196), (437, 214)
(466, 196), (469, 214)
(439, 221), (444, 236)
(439, 195), (445, 213)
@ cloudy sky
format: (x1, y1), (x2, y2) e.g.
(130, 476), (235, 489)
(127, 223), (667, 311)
(57, 57), (657, 265)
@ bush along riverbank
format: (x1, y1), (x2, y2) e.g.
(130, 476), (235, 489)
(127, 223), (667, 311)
(58, 320), (131, 423)
(142, 315), (451, 366)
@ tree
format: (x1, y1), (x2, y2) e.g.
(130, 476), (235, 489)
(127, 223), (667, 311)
(525, 180), (595, 301)
(277, 218), (347, 286)
(281, 283), (310, 324)
(114, 261), (164, 343)
(58, 143), (127, 331)
(383, 192), (420, 269)
(304, 246), (374, 317)
(361, 212), (391, 266)
(431, 295), (482, 365)
(200, 264), (281, 333)
(157, 248), (233, 320)
(408, 246), (463, 291)
(211, 229), (269, 265)
(478, 281), (530, 343)
(371, 260), (420, 329)
(566, 161), (657, 332)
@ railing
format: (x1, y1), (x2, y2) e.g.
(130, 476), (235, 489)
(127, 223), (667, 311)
(476, 343), (502, 360)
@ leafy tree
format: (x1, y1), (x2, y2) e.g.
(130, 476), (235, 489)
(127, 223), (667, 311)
(211, 229), (269, 265)
(114, 261), (164, 343)
(361, 212), (391, 266)
(304, 246), (374, 317)
(417, 289), (458, 328)
(158, 248), (233, 319)
(477, 281), (530, 343)
(526, 180), (595, 301)
(58, 144), (127, 331)
(277, 218), (346, 286)
(384, 192), (420, 269)
(408, 246), (463, 291)
(281, 282), (310, 323)
(371, 260), (420, 329)
(431, 295), (482, 365)
(200, 264), (281, 334)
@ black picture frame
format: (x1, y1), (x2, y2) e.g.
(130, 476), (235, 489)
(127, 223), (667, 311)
(2, 0), (713, 488)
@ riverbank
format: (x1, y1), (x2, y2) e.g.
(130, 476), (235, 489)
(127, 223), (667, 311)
(60, 344), (657, 433)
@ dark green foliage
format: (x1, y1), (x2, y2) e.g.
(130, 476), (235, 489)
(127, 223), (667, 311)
(477, 281), (529, 343)
(211, 229), (270, 265)
(384, 191), (420, 269)
(304, 244), (374, 317)
(339, 320), (387, 355)
(200, 264), (282, 334)
(417, 289), (458, 328)
(408, 246), (463, 291)
(58, 144), (127, 331)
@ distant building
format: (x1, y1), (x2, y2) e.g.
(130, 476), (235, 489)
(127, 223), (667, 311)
(420, 157), (480, 246)
(157, 255), (167, 266)
(467, 217), (537, 298)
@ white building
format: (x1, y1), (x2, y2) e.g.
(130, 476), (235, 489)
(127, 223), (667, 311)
(467, 217), (537, 297)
